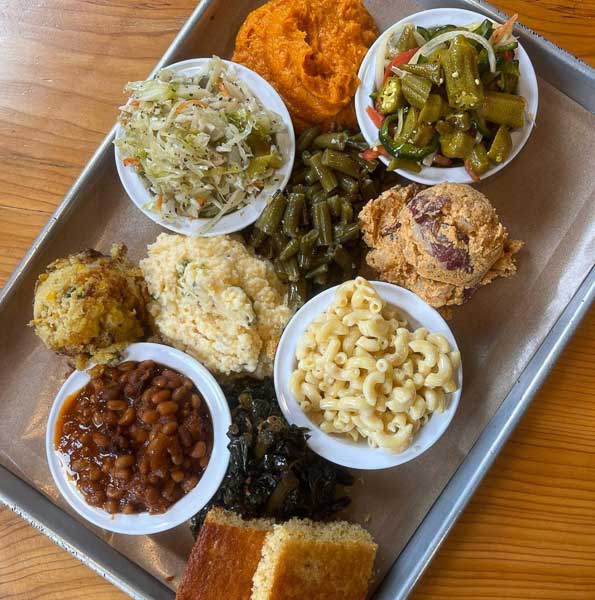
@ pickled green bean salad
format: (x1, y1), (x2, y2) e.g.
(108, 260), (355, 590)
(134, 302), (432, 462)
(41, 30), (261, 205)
(116, 56), (286, 226)
(367, 15), (526, 180)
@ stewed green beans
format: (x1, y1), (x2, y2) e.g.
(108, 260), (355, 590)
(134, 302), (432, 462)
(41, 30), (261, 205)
(245, 129), (396, 307)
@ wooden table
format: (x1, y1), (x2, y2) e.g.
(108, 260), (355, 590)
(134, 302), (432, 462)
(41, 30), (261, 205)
(0, 1), (593, 598)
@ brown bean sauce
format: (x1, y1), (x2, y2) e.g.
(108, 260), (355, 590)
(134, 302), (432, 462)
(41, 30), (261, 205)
(55, 360), (213, 515)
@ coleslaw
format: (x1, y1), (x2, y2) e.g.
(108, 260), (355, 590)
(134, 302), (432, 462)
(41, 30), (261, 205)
(116, 56), (286, 226)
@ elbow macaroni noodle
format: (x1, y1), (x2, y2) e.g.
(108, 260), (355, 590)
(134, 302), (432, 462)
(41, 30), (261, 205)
(289, 277), (461, 453)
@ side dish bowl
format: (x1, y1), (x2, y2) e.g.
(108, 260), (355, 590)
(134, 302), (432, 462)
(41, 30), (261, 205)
(46, 342), (231, 535)
(115, 58), (295, 237)
(274, 282), (462, 470)
(355, 8), (538, 185)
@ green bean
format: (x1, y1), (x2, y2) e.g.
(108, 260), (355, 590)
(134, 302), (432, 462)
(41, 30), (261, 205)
(340, 198), (354, 224)
(288, 279), (309, 308)
(327, 194), (342, 218)
(291, 169), (307, 185)
(480, 91), (525, 128)
(296, 126), (321, 152)
(282, 256), (300, 282)
(246, 227), (267, 248)
(282, 192), (305, 237)
(441, 35), (484, 110)
(298, 229), (318, 270)
(314, 270), (330, 286)
(312, 189), (327, 205)
(312, 131), (349, 151)
(271, 232), (287, 252)
(346, 133), (368, 151)
(279, 237), (300, 261)
(330, 245), (354, 271)
(258, 238), (274, 260)
(308, 252), (331, 270)
(301, 150), (313, 164)
(273, 259), (288, 282)
(487, 125), (512, 164)
(313, 200), (333, 246)
(321, 149), (360, 178)
(354, 154), (378, 173)
(338, 174), (359, 195)
(305, 182), (322, 199)
(255, 191), (286, 234)
(305, 263), (329, 280)
(309, 152), (338, 193)
(360, 178), (377, 201)
(334, 222), (359, 244)
(402, 74), (433, 110)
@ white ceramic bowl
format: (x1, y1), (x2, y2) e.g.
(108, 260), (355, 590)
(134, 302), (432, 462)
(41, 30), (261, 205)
(274, 282), (462, 470)
(115, 58), (295, 236)
(355, 8), (539, 185)
(46, 343), (231, 535)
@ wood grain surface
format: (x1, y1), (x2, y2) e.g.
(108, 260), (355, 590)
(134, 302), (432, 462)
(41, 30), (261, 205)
(0, 1), (593, 599)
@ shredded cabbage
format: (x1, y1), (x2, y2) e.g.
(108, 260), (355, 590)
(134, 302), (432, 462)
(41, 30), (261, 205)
(116, 56), (285, 225)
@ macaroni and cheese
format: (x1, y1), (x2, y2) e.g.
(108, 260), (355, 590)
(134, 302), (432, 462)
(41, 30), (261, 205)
(289, 277), (460, 453)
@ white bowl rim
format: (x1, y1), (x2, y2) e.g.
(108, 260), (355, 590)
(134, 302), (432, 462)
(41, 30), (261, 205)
(274, 281), (463, 470)
(354, 7), (539, 185)
(114, 57), (295, 237)
(46, 342), (231, 535)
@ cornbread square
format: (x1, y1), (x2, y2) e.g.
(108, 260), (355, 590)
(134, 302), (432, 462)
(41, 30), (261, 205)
(251, 519), (377, 600)
(176, 508), (273, 600)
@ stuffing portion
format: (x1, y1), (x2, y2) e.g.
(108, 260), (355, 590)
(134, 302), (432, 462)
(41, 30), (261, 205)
(31, 244), (150, 369)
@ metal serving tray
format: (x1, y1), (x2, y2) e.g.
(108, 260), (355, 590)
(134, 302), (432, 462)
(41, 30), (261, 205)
(0, 1), (593, 598)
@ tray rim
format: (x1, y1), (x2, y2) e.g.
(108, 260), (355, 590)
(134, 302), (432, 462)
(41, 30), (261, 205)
(1, 0), (594, 598)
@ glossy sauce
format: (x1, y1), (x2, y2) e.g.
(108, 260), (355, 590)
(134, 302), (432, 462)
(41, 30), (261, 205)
(55, 360), (213, 515)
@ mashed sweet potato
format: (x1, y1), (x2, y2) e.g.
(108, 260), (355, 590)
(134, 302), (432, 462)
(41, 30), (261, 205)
(233, 0), (378, 132)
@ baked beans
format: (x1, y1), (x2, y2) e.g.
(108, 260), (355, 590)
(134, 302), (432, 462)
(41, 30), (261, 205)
(55, 360), (213, 515)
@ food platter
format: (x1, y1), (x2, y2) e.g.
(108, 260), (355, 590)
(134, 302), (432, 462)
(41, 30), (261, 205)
(0, 0), (593, 599)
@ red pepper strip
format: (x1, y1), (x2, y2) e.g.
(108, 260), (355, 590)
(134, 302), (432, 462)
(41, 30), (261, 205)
(502, 50), (515, 61)
(433, 154), (453, 167)
(361, 148), (381, 160)
(464, 159), (481, 182)
(361, 146), (390, 160)
(366, 105), (384, 128)
(383, 48), (418, 83)
(123, 157), (139, 166)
